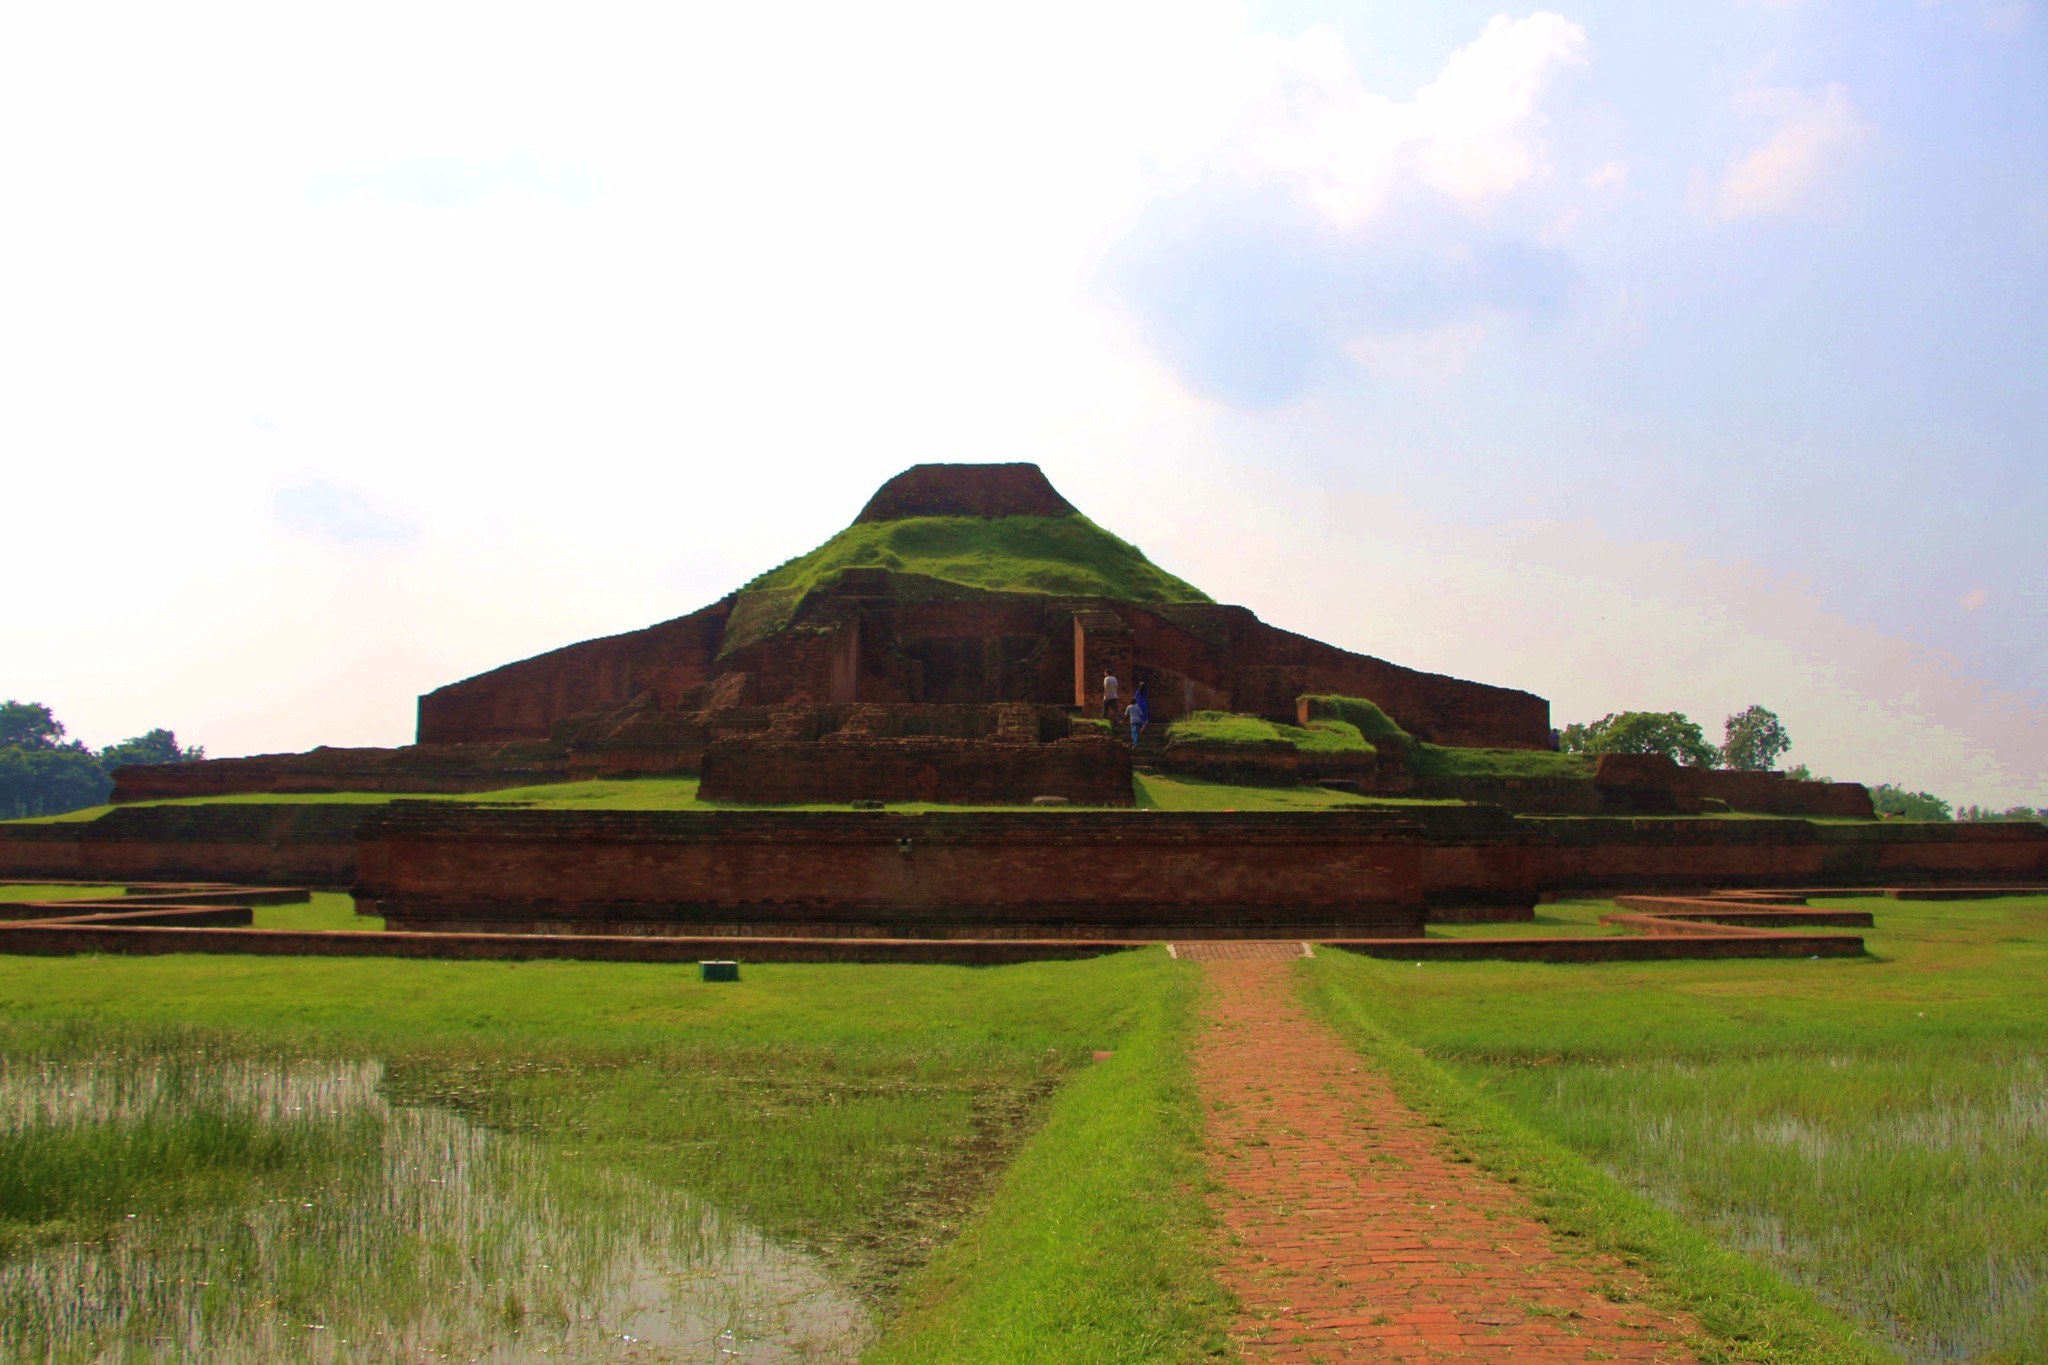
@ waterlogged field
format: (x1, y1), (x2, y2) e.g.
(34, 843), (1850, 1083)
(0, 947), (1220, 1363)
(0, 1053), (864, 1363)
(1309, 895), (2048, 1364)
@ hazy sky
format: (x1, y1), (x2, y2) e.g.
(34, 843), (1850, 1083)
(6, 2), (2043, 804)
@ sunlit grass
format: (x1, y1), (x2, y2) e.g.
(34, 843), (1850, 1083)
(1424, 897), (1625, 938)
(0, 947), (1209, 1346)
(1309, 895), (2048, 1362)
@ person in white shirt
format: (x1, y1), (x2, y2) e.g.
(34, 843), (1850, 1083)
(1101, 672), (1120, 720)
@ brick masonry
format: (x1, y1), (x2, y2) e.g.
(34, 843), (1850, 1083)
(354, 805), (1429, 940)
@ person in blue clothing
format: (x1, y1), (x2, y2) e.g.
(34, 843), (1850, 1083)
(1125, 681), (1149, 748)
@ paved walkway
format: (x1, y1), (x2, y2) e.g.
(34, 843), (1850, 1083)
(1193, 956), (1705, 1363)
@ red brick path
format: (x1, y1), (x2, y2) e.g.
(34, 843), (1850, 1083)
(1195, 958), (1705, 1363)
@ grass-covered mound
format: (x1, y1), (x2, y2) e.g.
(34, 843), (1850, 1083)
(743, 515), (1209, 604)
(1172, 696), (1590, 783)
(1166, 710), (1372, 754)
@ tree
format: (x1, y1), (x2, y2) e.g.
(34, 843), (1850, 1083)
(1870, 784), (1952, 822)
(0, 701), (202, 819)
(99, 728), (204, 773)
(0, 700), (66, 750)
(1720, 704), (1791, 771)
(1956, 804), (2046, 823)
(1557, 711), (1719, 767)
(1785, 763), (1832, 783)
(0, 700), (114, 818)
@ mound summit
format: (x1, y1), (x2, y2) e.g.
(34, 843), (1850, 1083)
(417, 463), (1549, 748)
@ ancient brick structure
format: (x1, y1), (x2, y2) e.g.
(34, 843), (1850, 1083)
(352, 805), (1429, 940)
(0, 805), (362, 885)
(111, 742), (574, 803)
(696, 703), (1131, 805)
(414, 464), (1551, 750)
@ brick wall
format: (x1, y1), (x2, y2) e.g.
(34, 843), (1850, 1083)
(111, 743), (574, 802)
(417, 599), (733, 743)
(698, 733), (1133, 806)
(355, 805), (1428, 939)
(0, 805), (368, 885)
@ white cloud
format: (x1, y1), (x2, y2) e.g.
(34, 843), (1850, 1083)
(1713, 83), (1870, 219)
(1104, 12), (1590, 404)
(1961, 587), (1989, 610)
(1191, 13), (1590, 231)
(1584, 159), (1628, 189)
(1411, 14), (1591, 208)
(1343, 321), (1490, 383)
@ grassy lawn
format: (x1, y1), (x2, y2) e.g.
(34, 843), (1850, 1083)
(0, 946), (1227, 1361)
(1305, 895), (2048, 1363)
(19, 771), (1482, 821)
(1425, 897), (1626, 938)
(0, 884), (132, 902)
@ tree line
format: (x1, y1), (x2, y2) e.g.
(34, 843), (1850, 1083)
(1558, 703), (2042, 823)
(0, 701), (203, 819)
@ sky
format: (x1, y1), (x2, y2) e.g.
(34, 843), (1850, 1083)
(4, 1), (2043, 805)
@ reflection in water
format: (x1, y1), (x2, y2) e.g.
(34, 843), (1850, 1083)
(0, 1056), (871, 1363)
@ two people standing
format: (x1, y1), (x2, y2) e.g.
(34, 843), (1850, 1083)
(1102, 672), (1148, 747)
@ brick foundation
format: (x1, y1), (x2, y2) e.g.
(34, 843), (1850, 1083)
(355, 805), (1428, 940)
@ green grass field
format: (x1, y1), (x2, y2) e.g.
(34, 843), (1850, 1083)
(1306, 895), (2048, 1363)
(1, 886), (2042, 1359)
(0, 941), (1226, 1361)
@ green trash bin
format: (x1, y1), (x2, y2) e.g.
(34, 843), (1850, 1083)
(699, 960), (740, 983)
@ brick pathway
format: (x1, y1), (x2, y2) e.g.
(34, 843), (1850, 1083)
(1196, 958), (1705, 1363)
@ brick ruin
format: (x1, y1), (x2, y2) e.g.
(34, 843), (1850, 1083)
(113, 462), (1562, 807)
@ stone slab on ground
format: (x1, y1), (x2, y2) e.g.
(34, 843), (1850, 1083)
(1195, 957), (1706, 1363)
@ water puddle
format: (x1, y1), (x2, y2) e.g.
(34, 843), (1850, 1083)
(0, 1056), (871, 1363)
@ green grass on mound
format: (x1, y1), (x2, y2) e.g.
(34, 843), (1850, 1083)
(1174, 697), (1590, 782)
(744, 515), (1210, 604)
(1305, 895), (2048, 1362)
(1165, 710), (1372, 754)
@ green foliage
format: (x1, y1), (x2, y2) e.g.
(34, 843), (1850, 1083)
(1870, 784), (1953, 821)
(1956, 803), (2045, 823)
(743, 515), (1209, 604)
(1784, 764), (1832, 783)
(1559, 710), (1718, 767)
(1720, 704), (1791, 771)
(0, 703), (203, 819)
(1304, 896), (2048, 1362)
(0, 743), (109, 820)
(0, 702), (65, 750)
(98, 727), (204, 773)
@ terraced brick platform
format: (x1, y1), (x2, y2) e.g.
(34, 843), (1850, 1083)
(1196, 957), (1706, 1362)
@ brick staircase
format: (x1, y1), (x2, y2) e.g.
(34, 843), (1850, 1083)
(1127, 717), (1170, 770)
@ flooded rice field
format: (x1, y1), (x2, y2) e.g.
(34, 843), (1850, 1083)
(0, 1054), (871, 1363)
